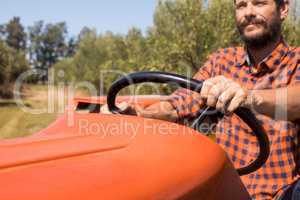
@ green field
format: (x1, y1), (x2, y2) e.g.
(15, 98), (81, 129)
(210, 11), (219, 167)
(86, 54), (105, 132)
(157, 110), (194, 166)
(0, 104), (57, 139)
(0, 85), (85, 139)
(0, 85), (217, 140)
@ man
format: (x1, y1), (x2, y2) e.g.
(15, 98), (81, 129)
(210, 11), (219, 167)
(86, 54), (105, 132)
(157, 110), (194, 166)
(102, 0), (300, 199)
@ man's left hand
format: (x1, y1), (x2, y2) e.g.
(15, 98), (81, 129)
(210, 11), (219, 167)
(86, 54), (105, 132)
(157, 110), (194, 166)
(200, 76), (250, 113)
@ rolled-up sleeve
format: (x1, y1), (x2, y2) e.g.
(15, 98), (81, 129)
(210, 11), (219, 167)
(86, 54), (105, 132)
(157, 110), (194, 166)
(167, 53), (216, 119)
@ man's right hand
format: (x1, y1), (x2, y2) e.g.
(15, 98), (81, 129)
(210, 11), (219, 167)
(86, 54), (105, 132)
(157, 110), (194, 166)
(100, 101), (178, 122)
(100, 102), (137, 115)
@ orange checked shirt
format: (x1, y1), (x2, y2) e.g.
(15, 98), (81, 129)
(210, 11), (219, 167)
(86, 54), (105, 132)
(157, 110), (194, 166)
(169, 39), (300, 200)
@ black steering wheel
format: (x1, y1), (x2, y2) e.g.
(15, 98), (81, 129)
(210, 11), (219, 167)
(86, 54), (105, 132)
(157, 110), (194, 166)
(107, 71), (270, 176)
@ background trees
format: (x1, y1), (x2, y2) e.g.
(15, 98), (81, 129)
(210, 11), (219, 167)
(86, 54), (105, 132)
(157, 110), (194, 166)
(1, 17), (27, 51)
(147, 0), (240, 73)
(51, 0), (300, 94)
(1, 0), (300, 97)
(28, 21), (77, 82)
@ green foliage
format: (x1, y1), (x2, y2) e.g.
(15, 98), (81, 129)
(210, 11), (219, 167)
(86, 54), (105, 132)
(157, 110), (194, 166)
(0, 39), (29, 97)
(52, 0), (300, 95)
(52, 0), (242, 94)
(126, 27), (150, 70)
(0, 0), (296, 97)
(282, 17), (300, 46)
(28, 21), (69, 72)
(53, 30), (130, 93)
(0, 17), (27, 51)
(148, 0), (239, 74)
(0, 40), (28, 83)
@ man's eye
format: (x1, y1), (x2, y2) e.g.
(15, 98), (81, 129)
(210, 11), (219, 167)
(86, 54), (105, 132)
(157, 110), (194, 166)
(236, 3), (246, 9)
(255, 1), (266, 6)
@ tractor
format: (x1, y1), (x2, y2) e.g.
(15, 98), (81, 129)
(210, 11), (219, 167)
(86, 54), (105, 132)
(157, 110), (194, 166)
(0, 72), (269, 200)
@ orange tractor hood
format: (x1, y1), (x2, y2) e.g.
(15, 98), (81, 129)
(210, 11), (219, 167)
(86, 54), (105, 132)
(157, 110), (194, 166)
(0, 96), (250, 200)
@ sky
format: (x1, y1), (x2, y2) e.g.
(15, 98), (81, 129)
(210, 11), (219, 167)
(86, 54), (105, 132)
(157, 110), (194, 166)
(0, 0), (157, 37)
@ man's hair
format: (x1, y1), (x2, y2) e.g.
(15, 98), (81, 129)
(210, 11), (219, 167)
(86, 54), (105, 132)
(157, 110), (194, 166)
(275, 0), (285, 7)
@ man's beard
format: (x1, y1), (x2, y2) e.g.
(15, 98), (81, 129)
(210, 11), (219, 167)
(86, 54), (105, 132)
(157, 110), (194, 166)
(237, 16), (281, 49)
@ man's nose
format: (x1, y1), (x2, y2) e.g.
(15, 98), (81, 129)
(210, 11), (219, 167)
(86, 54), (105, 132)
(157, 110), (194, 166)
(244, 4), (256, 17)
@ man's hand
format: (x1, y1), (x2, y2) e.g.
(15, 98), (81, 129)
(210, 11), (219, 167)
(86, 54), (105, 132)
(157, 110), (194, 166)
(100, 101), (178, 122)
(100, 102), (137, 115)
(136, 101), (178, 122)
(201, 76), (250, 113)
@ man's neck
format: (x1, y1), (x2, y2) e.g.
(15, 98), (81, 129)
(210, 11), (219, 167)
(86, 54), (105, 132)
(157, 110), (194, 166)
(247, 36), (281, 67)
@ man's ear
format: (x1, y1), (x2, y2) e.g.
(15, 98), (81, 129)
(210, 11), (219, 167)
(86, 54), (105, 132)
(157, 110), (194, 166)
(279, 0), (289, 20)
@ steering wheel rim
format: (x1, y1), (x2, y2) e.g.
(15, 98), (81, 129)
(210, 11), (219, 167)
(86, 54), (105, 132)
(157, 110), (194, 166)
(107, 71), (270, 176)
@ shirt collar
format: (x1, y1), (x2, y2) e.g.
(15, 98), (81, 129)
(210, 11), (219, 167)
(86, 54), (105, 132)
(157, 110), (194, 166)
(236, 38), (289, 74)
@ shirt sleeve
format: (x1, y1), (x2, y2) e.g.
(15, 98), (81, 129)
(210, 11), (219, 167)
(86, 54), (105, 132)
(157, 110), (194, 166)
(290, 63), (300, 85)
(167, 53), (216, 119)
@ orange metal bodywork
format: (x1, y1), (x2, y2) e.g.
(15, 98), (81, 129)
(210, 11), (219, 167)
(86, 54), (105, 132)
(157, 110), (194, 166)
(0, 96), (250, 200)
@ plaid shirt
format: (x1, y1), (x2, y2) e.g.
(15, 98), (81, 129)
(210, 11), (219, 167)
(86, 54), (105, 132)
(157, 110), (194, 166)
(169, 39), (300, 200)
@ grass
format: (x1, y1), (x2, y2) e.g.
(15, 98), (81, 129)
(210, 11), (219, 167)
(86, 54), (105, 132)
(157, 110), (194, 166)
(0, 84), (216, 140)
(0, 84), (86, 139)
(0, 106), (57, 138)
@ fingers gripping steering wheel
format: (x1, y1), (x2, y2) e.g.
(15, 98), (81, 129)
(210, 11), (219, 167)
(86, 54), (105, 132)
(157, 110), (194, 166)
(107, 71), (270, 176)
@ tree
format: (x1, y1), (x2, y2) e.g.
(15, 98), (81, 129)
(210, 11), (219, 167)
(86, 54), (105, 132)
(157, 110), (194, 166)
(0, 17), (26, 51)
(125, 27), (149, 69)
(52, 0), (300, 95)
(78, 26), (94, 41)
(53, 30), (131, 92)
(148, 0), (238, 73)
(66, 37), (78, 57)
(42, 22), (68, 67)
(0, 39), (29, 98)
(28, 21), (68, 81)
(28, 21), (45, 70)
(0, 25), (5, 40)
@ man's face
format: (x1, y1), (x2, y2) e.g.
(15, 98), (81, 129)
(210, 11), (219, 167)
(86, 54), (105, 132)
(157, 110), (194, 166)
(235, 0), (283, 48)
